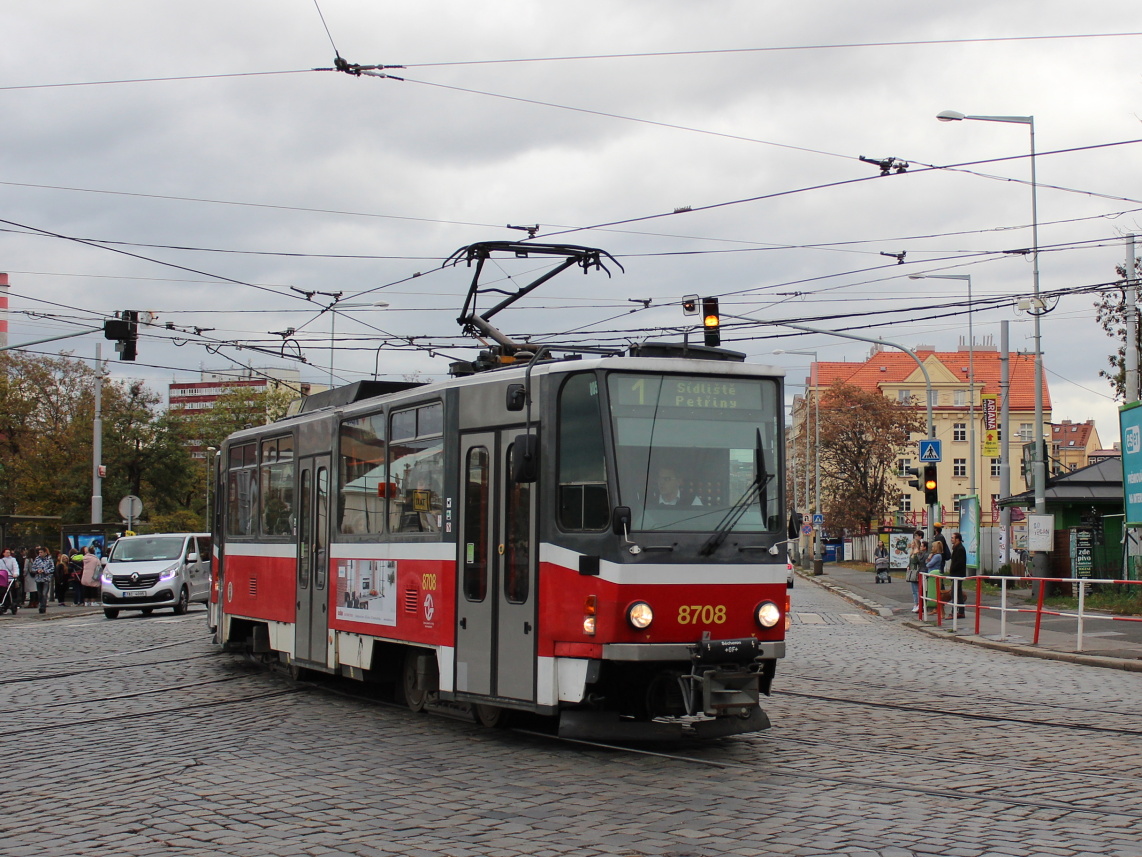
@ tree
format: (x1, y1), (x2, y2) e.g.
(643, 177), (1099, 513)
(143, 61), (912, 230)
(813, 382), (925, 534)
(1095, 257), (1141, 399)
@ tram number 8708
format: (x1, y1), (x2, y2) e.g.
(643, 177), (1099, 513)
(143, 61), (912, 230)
(677, 604), (727, 625)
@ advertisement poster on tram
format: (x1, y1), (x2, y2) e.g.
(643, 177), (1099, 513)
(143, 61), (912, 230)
(336, 559), (398, 626)
(957, 496), (980, 569)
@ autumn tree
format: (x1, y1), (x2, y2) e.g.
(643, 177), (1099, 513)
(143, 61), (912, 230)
(1094, 256), (1141, 399)
(812, 381), (925, 534)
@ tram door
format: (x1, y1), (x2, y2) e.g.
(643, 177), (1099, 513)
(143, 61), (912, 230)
(295, 455), (331, 666)
(455, 432), (537, 701)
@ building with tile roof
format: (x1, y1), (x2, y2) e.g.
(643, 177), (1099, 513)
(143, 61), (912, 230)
(795, 341), (1048, 529)
(1050, 420), (1102, 474)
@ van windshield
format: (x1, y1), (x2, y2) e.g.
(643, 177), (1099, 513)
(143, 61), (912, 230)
(110, 537), (185, 563)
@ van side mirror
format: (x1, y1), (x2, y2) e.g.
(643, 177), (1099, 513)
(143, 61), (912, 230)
(186, 552), (199, 563)
(511, 434), (538, 483)
(611, 506), (632, 536)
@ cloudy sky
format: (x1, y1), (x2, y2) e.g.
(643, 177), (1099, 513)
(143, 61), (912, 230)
(3, 2), (1141, 443)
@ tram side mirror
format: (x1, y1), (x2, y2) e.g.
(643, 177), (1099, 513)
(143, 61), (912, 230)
(611, 505), (632, 536)
(511, 433), (539, 483)
(505, 383), (526, 412)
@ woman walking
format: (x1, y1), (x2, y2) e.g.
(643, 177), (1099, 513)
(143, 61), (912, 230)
(906, 531), (926, 613)
(80, 546), (101, 605)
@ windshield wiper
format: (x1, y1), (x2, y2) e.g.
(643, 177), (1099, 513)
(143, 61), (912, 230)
(700, 430), (772, 557)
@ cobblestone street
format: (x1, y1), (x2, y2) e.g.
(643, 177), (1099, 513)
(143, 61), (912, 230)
(2, 584), (1141, 857)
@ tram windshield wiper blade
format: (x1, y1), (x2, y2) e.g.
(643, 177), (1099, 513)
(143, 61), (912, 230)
(700, 430), (771, 557)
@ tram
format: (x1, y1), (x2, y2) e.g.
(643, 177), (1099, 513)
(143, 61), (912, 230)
(210, 243), (791, 739)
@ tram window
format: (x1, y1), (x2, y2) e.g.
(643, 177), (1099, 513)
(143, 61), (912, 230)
(315, 466), (328, 589)
(463, 447), (489, 601)
(226, 442), (258, 537)
(504, 456), (531, 605)
(389, 403), (444, 535)
(339, 412), (387, 535)
(298, 468), (311, 589)
(260, 435), (295, 536)
(557, 373), (609, 531)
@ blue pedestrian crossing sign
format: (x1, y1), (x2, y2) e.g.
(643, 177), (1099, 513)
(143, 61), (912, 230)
(812, 513), (824, 525)
(918, 439), (942, 462)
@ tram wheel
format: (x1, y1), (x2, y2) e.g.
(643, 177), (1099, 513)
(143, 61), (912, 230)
(473, 703), (511, 729)
(398, 650), (430, 713)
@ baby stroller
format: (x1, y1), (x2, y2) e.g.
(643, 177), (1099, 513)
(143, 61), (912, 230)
(0, 566), (18, 614)
(873, 553), (892, 584)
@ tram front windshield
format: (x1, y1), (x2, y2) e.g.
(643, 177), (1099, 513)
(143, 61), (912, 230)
(607, 373), (781, 533)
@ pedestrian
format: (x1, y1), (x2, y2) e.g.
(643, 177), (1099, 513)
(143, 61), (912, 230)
(55, 549), (71, 606)
(31, 547), (54, 614)
(930, 524), (949, 562)
(80, 546), (101, 605)
(949, 531), (968, 619)
(924, 538), (946, 617)
(0, 549), (19, 612)
(22, 549), (37, 608)
(906, 532), (927, 613)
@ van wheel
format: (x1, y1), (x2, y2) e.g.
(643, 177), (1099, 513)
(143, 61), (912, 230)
(173, 587), (189, 615)
(103, 609), (119, 620)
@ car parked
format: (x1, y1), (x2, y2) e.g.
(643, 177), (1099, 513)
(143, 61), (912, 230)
(100, 533), (212, 619)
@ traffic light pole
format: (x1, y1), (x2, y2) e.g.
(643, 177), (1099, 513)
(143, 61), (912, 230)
(0, 328), (101, 352)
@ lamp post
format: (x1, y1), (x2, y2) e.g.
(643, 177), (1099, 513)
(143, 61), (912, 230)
(937, 110), (1044, 516)
(775, 348), (821, 573)
(328, 300), (390, 386)
(909, 273), (976, 501)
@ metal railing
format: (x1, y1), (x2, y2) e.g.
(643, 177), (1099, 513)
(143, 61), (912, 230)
(919, 572), (1142, 652)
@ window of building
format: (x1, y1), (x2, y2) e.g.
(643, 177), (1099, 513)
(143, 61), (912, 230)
(557, 373), (609, 530)
(260, 435), (295, 536)
(953, 423), (966, 442)
(928, 390), (939, 407)
(226, 442), (258, 537)
(953, 458), (966, 477)
(991, 458), (1002, 477)
(897, 458), (912, 477)
(1019, 423), (1033, 441)
(338, 412), (386, 534)
(954, 390), (967, 407)
(898, 494), (912, 512)
(389, 402), (444, 534)
(897, 389), (911, 403)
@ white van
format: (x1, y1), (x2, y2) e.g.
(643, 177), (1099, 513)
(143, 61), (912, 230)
(100, 533), (212, 619)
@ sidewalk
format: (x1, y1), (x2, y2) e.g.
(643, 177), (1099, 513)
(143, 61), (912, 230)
(801, 561), (1142, 673)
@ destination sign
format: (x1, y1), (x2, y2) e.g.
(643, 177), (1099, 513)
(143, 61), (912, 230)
(610, 374), (765, 411)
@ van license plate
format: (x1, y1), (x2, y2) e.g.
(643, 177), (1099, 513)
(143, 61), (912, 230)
(123, 591), (149, 598)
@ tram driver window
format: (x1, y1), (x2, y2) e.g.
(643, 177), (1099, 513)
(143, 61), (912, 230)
(557, 373), (609, 530)
(389, 402), (444, 535)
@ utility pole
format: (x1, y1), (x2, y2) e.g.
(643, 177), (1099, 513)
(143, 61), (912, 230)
(999, 322), (1010, 566)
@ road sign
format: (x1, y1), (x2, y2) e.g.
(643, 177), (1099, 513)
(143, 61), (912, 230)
(801, 523), (813, 536)
(118, 495), (143, 520)
(812, 513), (824, 525)
(919, 439), (942, 462)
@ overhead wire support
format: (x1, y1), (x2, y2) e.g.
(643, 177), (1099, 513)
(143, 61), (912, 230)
(319, 55), (406, 80)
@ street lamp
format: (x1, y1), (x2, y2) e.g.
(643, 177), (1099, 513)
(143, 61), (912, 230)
(328, 300), (390, 386)
(937, 109), (1044, 515)
(774, 348), (821, 573)
(909, 273), (976, 500)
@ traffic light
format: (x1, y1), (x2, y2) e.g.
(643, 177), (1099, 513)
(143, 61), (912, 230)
(923, 464), (938, 505)
(702, 297), (721, 346)
(103, 310), (139, 361)
(681, 294), (699, 315)
(905, 466), (921, 491)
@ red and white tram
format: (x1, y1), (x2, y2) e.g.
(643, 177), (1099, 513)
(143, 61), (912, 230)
(211, 250), (790, 739)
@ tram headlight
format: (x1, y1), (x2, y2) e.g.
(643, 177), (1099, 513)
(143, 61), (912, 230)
(626, 601), (653, 630)
(755, 600), (781, 629)
(583, 594), (597, 636)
